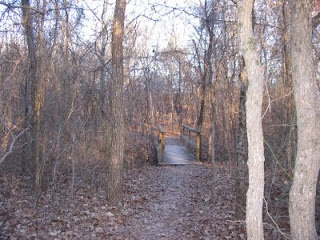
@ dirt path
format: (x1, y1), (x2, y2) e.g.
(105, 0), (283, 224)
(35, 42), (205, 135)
(0, 137), (246, 239)
(118, 165), (245, 240)
(0, 163), (246, 240)
(124, 166), (195, 239)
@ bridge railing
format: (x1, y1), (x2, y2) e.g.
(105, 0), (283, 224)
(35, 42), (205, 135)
(181, 124), (201, 162)
(155, 124), (165, 163)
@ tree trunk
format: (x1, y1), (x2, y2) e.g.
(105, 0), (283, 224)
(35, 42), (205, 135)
(289, 1), (320, 239)
(21, 0), (42, 196)
(176, 57), (183, 135)
(209, 102), (217, 204)
(146, 75), (157, 165)
(238, 0), (265, 239)
(100, 0), (109, 116)
(107, 0), (127, 203)
(196, 2), (214, 131)
(281, 0), (297, 172)
(235, 64), (248, 219)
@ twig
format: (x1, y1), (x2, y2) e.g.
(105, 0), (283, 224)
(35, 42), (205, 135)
(262, 90), (293, 119)
(0, 1), (44, 14)
(226, 219), (245, 224)
(0, 128), (28, 165)
(263, 197), (291, 239)
(264, 140), (292, 179)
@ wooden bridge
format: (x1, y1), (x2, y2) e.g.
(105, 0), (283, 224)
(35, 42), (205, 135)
(155, 124), (202, 166)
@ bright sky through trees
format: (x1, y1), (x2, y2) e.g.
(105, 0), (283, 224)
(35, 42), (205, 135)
(0, 0), (198, 52)
(82, 0), (199, 50)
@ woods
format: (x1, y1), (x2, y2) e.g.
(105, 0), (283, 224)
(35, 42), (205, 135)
(0, 0), (319, 239)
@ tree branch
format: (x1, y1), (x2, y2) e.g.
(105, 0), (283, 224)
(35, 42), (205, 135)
(0, 1), (44, 14)
(0, 128), (28, 165)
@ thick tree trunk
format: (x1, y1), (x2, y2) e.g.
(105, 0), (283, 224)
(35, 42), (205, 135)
(107, 0), (127, 203)
(281, 0), (297, 172)
(289, 1), (320, 239)
(238, 0), (265, 239)
(21, 0), (42, 195)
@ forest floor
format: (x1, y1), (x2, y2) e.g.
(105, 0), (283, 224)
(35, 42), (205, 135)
(1, 163), (248, 239)
(118, 164), (244, 239)
(0, 137), (298, 239)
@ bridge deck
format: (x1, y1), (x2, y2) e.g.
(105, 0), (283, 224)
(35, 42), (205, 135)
(160, 143), (201, 166)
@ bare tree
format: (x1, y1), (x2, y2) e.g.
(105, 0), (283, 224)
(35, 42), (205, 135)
(238, 0), (265, 239)
(195, 1), (214, 132)
(289, 1), (320, 239)
(100, 0), (110, 101)
(21, 0), (42, 195)
(107, 0), (127, 203)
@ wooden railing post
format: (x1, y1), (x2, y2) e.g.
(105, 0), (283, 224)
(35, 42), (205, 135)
(196, 132), (201, 162)
(159, 131), (164, 163)
(156, 124), (165, 163)
(181, 124), (201, 162)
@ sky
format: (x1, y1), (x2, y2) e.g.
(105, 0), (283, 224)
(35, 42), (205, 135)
(127, 0), (199, 49)
(0, 0), (200, 52)
(82, 0), (200, 50)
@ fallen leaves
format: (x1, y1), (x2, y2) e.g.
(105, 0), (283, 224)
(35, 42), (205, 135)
(114, 164), (247, 240)
(0, 161), (297, 239)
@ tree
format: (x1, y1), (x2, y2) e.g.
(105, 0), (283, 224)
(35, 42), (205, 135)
(235, 59), (247, 219)
(289, 1), (320, 239)
(194, 0), (214, 132)
(238, 0), (265, 239)
(21, 0), (42, 196)
(107, 0), (127, 203)
(280, 0), (296, 171)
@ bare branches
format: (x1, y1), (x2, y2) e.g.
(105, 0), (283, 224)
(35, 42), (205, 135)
(0, 1), (44, 14)
(0, 128), (28, 165)
(0, 1), (85, 17)
(263, 198), (291, 239)
(262, 88), (293, 119)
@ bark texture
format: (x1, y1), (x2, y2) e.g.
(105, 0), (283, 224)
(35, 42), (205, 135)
(289, 1), (320, 239)
(21, 0), (42, 195)
(238, 0), (265, 239)
(235, 64), (247, 219)
(107, 0), (127, 203)
(281, 0), (297, 171)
